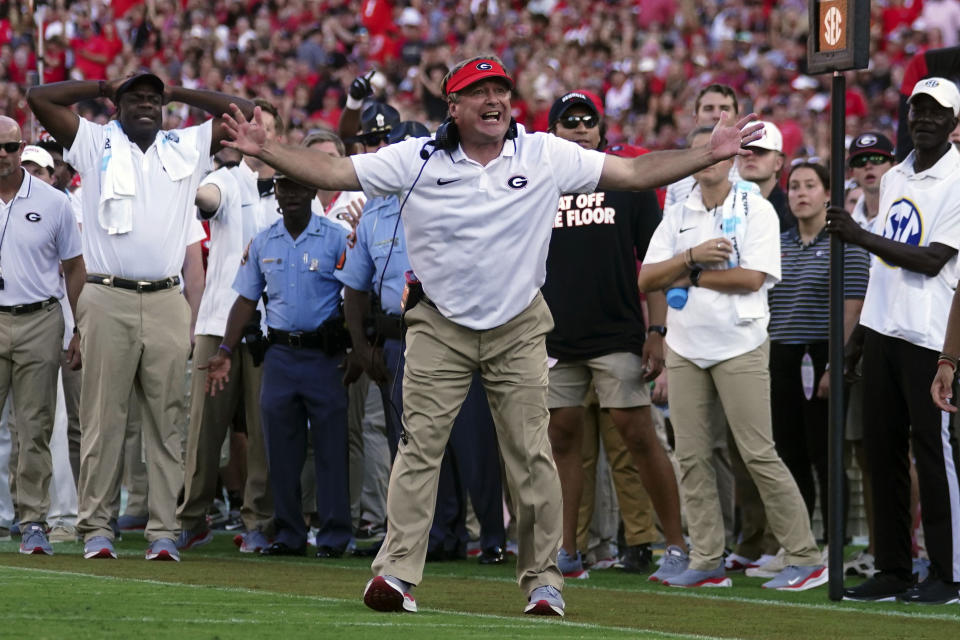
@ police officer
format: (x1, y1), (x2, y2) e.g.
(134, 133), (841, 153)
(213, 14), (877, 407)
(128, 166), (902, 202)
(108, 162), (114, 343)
(337, 120), (507, 564)
(203, 172), (352, 558)
(0, 116), (85, 555)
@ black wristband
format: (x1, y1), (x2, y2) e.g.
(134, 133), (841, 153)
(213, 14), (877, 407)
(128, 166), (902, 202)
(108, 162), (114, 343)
(647, 325), (667, 338)
(689, 267), (703, 287)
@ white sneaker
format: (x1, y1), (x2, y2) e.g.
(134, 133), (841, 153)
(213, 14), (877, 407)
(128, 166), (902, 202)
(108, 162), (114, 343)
(843, 550), (877, 578)
(725, 552), (755, 572)
(745, 548), (786, 578)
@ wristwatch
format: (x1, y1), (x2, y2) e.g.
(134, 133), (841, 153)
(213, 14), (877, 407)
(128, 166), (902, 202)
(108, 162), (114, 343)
(647, 325), (667, 338)
(689, 267), (703, 287)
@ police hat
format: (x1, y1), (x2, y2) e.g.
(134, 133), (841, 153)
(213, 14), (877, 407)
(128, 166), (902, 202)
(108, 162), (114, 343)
(360, 103), (401, 135)
(387, 120), (430, 144)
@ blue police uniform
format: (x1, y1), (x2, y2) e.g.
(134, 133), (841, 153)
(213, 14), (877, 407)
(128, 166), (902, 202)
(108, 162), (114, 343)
(234, 214), (351, 551)
(335, 196), (506, 555)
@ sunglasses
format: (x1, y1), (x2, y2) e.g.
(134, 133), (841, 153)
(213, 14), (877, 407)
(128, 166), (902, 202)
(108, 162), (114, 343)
(361, 133), (388, 147)
(0, 141), (23, 153)
(850, 153), (891, 168)
(558, 114), (599, 129)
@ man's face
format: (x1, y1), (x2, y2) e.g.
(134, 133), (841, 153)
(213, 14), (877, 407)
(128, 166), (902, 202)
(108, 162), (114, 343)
(22, 161), (54, 184)
(260, 112), (280, 144)
(274, 178), (315, 213)
(449, 78), (512, 144)
(849, 153), (893, 195)
(691, 132), (732, 185)
(308, 140), (343, 159)
(551, 105), (601, 150)
(908, 94), (957, 152)
(117, 81), (163, 141)
(47, 150), (74, 190)
(0, 127), (23, 179)
(695, 91), (737, 127)
(361, 131), (390, 153)
(738, 146), (783, 183)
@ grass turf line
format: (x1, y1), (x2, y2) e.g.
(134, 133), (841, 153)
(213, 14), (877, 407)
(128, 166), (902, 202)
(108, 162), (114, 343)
(1, 534), (957, 639)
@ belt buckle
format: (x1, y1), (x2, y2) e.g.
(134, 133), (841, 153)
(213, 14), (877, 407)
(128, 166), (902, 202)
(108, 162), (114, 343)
(101, 276), (113, 286)
(11, 303), (25, 315)
(136, 281), (152, 293)
(289, 331), (303, 348)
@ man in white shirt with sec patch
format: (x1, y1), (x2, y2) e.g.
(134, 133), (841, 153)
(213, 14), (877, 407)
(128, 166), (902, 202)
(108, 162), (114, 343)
(27, 72), (254, 562)
(0, 116), (84, 556)
(220, 54), (762, 616)
(833, 77), (960, 605)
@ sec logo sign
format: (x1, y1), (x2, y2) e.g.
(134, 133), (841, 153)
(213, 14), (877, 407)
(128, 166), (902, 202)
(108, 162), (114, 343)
(880, 198), (923, 267)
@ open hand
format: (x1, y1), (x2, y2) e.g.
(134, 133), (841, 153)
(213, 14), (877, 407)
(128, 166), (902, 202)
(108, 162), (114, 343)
(709, 111), (764, 161)
(199, 352), (232, 397)
(221, 104), (268, 157)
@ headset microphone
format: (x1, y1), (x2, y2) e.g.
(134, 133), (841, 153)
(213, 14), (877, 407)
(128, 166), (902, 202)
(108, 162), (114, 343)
(419, 140), (437, 160)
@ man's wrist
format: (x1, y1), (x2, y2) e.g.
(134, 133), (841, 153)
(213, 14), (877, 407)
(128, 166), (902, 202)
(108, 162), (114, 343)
(647, 325), (667, 338)
(345, 95), (364, 110)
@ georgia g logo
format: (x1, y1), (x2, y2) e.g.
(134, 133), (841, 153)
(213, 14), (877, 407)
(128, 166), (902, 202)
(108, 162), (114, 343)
(507, 175), (528, 189)
(476, 62), (493, 70)
(880, 198), (923, 267)
(25, 212), (41, 222)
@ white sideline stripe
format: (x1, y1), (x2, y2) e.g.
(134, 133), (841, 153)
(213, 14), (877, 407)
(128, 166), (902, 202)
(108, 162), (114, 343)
(0, 566), (736, 640)
(939, 409), (960, 582)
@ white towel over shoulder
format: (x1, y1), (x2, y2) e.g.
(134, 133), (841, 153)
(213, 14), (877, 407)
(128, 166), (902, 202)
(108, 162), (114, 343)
(98, 121), (202, 235)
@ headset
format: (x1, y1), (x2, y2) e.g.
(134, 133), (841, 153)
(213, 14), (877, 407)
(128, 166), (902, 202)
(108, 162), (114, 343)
(419, 116), (519, 159)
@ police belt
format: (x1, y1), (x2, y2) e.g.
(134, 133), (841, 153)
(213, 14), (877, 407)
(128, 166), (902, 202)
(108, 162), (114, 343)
(0, 296), (58, 315)
(268, 321), (349, 354)
(87, 274), (181, 292)
(372, 313), (404, 341)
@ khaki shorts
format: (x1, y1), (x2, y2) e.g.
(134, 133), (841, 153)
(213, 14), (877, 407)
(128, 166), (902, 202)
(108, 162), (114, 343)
(548, 352), (651, 409)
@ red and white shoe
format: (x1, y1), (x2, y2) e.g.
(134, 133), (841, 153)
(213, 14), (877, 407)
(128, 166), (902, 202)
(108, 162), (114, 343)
(363, 575), (417, 612)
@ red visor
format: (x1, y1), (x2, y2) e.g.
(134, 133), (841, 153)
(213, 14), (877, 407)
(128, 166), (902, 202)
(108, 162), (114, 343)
(446, 59), (514, 96)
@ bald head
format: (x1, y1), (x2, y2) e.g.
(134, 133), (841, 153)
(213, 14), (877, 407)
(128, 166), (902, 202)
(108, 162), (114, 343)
(0, 116), (24, 181)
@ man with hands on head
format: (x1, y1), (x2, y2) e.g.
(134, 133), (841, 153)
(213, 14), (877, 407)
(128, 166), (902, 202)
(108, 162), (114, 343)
(26, 71), (254, 563)
(219, 54), (763, 617)
(830, 77), (960, 605)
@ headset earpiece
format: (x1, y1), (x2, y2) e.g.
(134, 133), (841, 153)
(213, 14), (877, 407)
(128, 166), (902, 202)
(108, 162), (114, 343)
(505, 117), (518, 140)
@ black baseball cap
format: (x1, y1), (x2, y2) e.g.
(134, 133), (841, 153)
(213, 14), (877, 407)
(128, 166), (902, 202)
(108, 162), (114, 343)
(387, 120), (430, 143)
(548, 90), (604, 128)
(360, 103), (401, 135)
(115, 72), (165, 99)
(848, 132), (894, 164)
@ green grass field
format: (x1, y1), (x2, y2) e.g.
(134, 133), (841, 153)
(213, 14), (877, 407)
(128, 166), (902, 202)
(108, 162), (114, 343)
(1, 533), (957, 639)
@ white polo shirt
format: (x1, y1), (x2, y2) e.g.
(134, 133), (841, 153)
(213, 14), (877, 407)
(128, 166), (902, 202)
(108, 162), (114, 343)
(644, 183), (781, 367)
(0, 170), (82, 306)
(860, 147), (960, 351)
(64, 117), (211, 280)
(312, 190), (366, 232)
(234, 159), (279, 233)
(194, 166), (247, 337)
(351, 125), (605, 329)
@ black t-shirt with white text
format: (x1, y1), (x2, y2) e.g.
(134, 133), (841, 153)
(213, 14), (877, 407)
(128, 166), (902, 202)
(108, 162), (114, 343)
(542, 188), (662, 360)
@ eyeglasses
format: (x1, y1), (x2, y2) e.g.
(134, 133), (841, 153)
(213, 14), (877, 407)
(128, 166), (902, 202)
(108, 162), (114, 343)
(791, 156), (822, 167)
(850, 153), (891, 168)
(558, 114), (599, 129)
(0, 141), (22, 153)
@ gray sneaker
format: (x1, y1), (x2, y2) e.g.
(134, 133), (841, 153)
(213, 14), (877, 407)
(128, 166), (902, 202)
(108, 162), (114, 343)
(19, 524), (53, 556)
(145, 537), (181, 561)
(648, 545), (689, 583)
(558, 547), (589, 579)
(762, 565), (828, 591)
(234, 530), (270, 553)
(175, 526), (213, 550)
(663, 561), (732, 588)
(83, 535), (117, 559)
(524, 585), (565, 617)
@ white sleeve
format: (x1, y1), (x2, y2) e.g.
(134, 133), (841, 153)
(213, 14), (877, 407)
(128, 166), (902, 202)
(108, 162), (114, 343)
(739, 195), (781, 282)
(542, 134), (606, 194)
(62, 118), (106, 176)
(642, 203), (682, 263)
(351, 138), (421, 197)
(926, 184), (960, 250)
(56, 193), (83, 260)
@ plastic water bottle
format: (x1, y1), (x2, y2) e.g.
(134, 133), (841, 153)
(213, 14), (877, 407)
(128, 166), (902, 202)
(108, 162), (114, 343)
(666, 287), (688, 309)
(723, 181), (760, 267)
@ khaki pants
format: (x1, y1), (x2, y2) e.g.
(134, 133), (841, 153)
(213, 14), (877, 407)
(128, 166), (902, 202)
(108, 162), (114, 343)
(577, 403), (659, 551)
(0, 303), (64, 525)
(372, 294), (562, 594)
(77, 284), (190, 543)
(666, 342), (820, 570)
(178, 334), (272, 533)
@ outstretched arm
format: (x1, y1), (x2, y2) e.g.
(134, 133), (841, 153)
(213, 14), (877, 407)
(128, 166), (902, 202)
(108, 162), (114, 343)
(598, 112), (762, 191)
(222, 104), (362, 191)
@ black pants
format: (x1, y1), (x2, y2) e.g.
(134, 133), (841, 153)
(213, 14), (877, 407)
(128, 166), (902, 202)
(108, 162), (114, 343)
(769, 341), (847, 542)
(862, 329), (960, 582)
